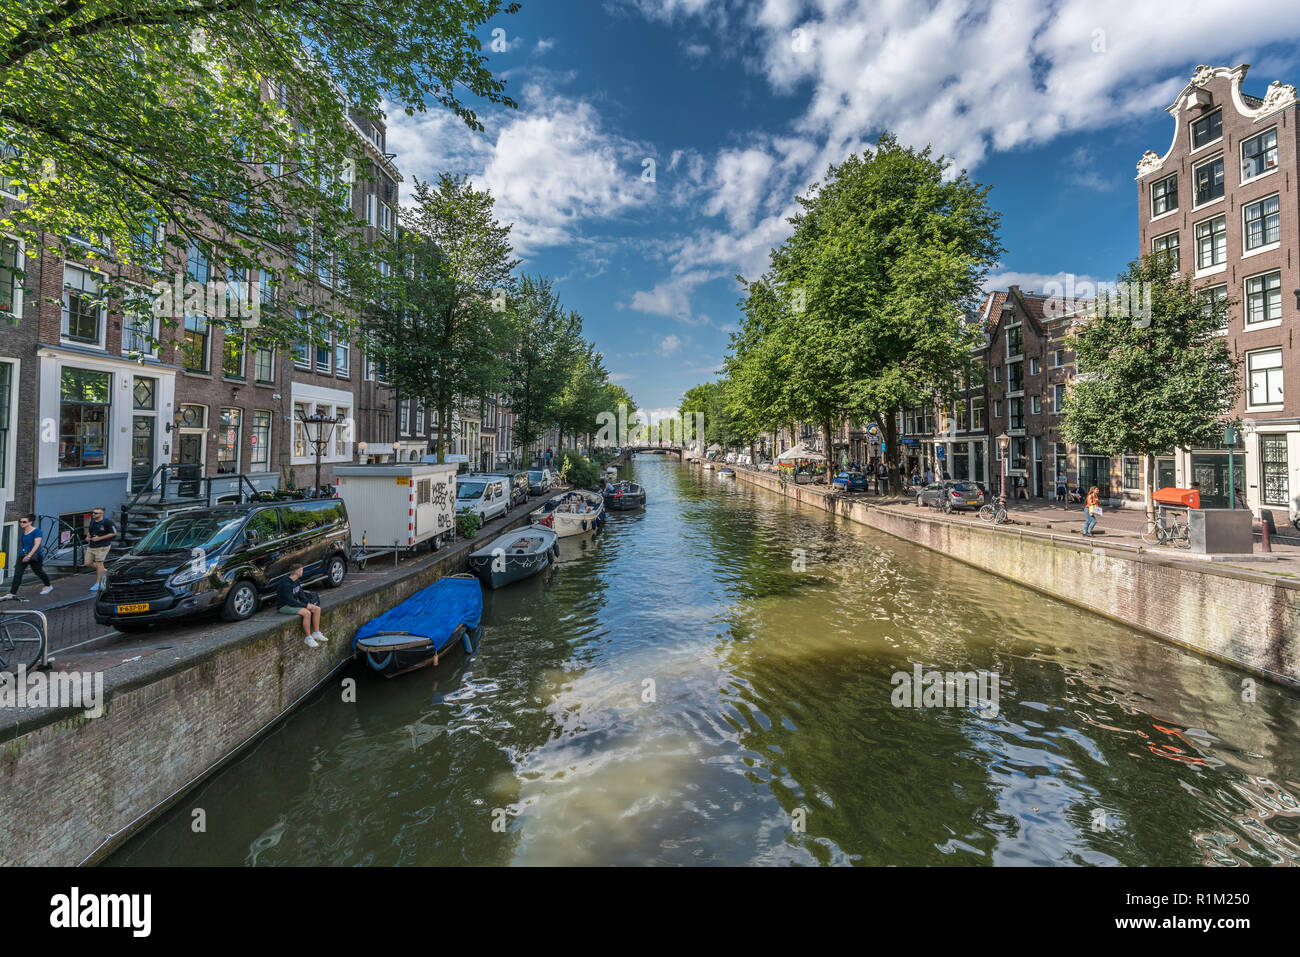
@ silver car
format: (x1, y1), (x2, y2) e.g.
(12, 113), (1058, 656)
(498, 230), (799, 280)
(916, 480), (985, 513)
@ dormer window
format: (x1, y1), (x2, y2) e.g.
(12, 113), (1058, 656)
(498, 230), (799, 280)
(1191, 109), (1222, 150)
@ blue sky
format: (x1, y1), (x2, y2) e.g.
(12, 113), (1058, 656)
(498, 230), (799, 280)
(384, 0), (1300, 418)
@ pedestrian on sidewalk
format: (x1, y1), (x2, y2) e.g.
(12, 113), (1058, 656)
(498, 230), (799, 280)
(276, 565), (326, 648)
(84, 506), (117, 592)
(1083, 486), (1101, 537)
(6, 515), (53, 598)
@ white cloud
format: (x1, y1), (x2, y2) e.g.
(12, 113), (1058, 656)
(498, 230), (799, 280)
(658, 333), (683, 356)
(536, 37), (556, 54)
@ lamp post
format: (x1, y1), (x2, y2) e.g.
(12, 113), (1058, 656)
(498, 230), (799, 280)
(1224, 422), (1237, 510)
(996, 432), (1010, 506)
(298, 407), (339, 495)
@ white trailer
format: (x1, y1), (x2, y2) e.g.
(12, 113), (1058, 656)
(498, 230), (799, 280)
(334, 463), (458, 563)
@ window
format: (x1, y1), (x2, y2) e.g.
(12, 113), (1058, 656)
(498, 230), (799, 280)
(1151, 174), (1177, 216)
(293, 402), (308, 457)
(183, 312), (209, 372)
(1123, 456), (1141, 490)
(1199, 284), (1229, 330)
(315, 336), (331, 374)
(59, 368), (111, 470)
(122, 288), (157, 357)
(993, 399), (1003, 420)
(1005, 325), (1023, 357)
(62, 266), (104, 345)
(131, 220), (164, 268)
(216, 408), (241, 474)
(956, 401), (969, 432)
(186, 240), (209, 284)
(1006, 360), (1024, 394)
(1195, 215), (1226, 270)
(0, 237), (22, 318)
(334, 407), (350, 456)
(1193, 154), (1224, 205)
(222, 331), (246, 378)
(254, 346), (274, 384)
(133, 376), (155, 410)
(1008, 398), (1024, 430)
(293, 308), (310, 367)
(1191, 109), (1222, 149)
(1260, 433), (1289, 506)
(1244, 195), (1280, 251)
(1245, 271), (1282, 326)
(399, 399), (411, 434)
(1052, 349), (1066, 368)
(1029, 357), (1040, 375)
(992, 366), (1001, 383)
(971, 397), (984, 431)
(416, 405), (425, 434)
(335, 339), (349, 377)
(1053, 383), (1066, 410)
(0, 140), (21, 197)
(250, 410), (271, 471)
(0, 362), (11, 495)
(1242, 128), (1278, 181)
(1248, 349), (1284, 408)
(1010, 437), (1028, 471)
(1152, 231), (1180, 269)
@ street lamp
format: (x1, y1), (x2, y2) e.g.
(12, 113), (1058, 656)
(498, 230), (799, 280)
(297, 407), (339, 494)
(996, 432), (1010, 505)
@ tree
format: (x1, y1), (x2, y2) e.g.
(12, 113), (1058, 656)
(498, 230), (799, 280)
(553, 343), (609, 451)
(0, 0), (519, 346)
(366, 173), (516, 462)
(501, 275), (581, 457)
(1061, 255), (1241, 518)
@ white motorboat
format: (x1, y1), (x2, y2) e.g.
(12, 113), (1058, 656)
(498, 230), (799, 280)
(530, 489), (606, 537)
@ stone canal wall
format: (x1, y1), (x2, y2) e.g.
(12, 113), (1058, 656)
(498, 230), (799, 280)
(0, 504), (539, 867)
(732, 466), (1300, 691)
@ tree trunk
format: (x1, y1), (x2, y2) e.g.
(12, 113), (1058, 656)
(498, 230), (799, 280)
(823, 418), (835, 483)
(883, 412), (900, 495)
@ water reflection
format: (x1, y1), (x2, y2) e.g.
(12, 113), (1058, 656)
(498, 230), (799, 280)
(109, 456), (1300, 866)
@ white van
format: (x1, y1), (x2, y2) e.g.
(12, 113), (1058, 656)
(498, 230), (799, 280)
(456, 476), (510, 522)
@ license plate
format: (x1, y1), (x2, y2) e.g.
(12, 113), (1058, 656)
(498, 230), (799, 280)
(116, 603), (150, 614)
(967, 500), (978, 505)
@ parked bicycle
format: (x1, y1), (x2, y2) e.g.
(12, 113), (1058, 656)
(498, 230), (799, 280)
(0, 598), (47, 673)
(978, 501), (1009, 524)
(1141, 509), (1191, 549)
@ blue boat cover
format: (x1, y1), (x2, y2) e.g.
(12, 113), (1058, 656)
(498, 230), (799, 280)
(353, 577), (483, 651)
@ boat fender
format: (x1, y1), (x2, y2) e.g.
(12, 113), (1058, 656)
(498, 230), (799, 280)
(461, 628), (474, 654)
(550, 543), (560, 560)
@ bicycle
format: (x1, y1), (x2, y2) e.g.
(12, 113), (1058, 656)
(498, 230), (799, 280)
(1141, 508), (1191, 549)
(978, 501), (1008, 524)
(0, 598), (47, 673)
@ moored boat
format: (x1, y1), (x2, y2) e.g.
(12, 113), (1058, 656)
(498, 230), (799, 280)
(353, 575), (483, 678)
(529, 488), (605, 537)
(467, 526), (559, 589)
(602, 480), (646, 510)
(717, 467), (736, 479)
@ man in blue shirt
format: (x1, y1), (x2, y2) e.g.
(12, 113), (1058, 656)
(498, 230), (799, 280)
(6, 515), (54, 598)
(275, 565), (325, 648)
(84, 506), (117, 593)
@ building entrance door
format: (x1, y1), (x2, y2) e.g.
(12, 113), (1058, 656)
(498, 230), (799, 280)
(131, 415), (156, 493)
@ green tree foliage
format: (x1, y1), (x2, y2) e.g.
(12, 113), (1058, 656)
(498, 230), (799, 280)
(0, 0), (519, 347)
(1062, 255), (1241, 517)
(723, 134), (1001, 485)
(364, 173), (516, 462)
(501, 275), (582, 454)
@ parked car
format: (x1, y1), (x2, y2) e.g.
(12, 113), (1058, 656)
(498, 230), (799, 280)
(456, 476), (510, 523)
(831, 470), (869, 492)
(526, 468), (552, 495)
(482, 471), (530, 508)
(917, 480), (985, 512)
(94, 499), (350, 630)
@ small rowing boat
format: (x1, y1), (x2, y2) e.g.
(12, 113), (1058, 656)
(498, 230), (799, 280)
(717, 467), (736, 479)
(602, 480), (646, 510)
(467, 526), (559, 589)
(353, 574), (483, 677)
(529, 488), (605, 537)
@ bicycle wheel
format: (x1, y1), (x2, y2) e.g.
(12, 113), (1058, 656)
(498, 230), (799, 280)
(1140, 520), (1166, 546)
(979, 504), (996, 522)
(995, 507), (1008, 524)
(0, 619), (44, 672)
(1173, 523), (1192, 549)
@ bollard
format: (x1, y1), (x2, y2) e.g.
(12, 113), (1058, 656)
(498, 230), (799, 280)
(1260, 509), (1274, 552)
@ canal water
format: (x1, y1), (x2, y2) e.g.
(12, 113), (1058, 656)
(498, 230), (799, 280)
(109, 455), (1300, 866)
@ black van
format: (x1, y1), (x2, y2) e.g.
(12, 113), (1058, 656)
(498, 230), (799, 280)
(94, 499), (350, 630)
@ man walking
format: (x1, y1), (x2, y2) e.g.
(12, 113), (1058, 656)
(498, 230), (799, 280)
(84, 506), (117, 592)
(5, 515), (54, 598)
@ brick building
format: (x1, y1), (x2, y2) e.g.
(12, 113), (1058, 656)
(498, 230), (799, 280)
(1137, 63), (1300, 511)
(1, 177), (39, 570)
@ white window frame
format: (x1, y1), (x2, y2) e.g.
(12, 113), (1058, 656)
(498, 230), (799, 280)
(1189, 108), (1223, 154)
(1244, 270), (1283, 330)
(62, 264), (107, 349)
(1240, 126), (1278, 184)
(1191, 152), (1225, 209)
(1150, 173), (1178, 219)
(1242, 193), (1281, 256)
(1247, 348), (1284, 410)
(0, 234), (23, 321)
(121, 283), (159, 358)
(1194, 214), (1227, 275)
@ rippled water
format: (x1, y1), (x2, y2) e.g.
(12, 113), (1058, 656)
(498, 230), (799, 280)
(109, 455), (1300, 866)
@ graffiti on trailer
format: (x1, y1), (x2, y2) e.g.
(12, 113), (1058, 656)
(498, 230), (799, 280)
(431, 479), (449, 509)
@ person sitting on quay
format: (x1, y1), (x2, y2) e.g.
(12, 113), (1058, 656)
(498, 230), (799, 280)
(276, 565), (326, 649)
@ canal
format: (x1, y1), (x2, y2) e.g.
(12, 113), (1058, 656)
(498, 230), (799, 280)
(109, 455), (1300, 866)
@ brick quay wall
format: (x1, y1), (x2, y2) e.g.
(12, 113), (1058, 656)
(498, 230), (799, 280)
(0, 503), (540, 866)
(730, 466), (1299, 691)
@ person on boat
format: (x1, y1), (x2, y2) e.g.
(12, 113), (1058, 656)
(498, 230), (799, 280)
(277, 565), (326, 648)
